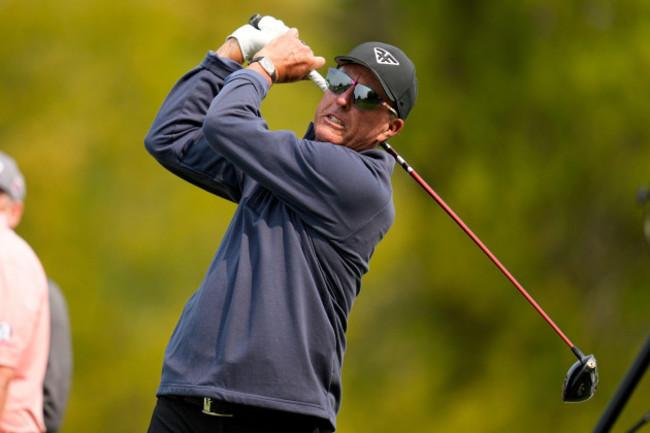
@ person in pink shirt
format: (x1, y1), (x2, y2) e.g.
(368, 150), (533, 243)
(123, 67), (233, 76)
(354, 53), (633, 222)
(0, 151), (49, 433)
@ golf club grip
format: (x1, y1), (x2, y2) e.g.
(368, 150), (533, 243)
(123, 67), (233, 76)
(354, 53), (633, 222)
(248, 13), (328, 92)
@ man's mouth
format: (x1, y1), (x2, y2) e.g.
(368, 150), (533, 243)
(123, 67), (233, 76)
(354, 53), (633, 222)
(326, 115), (344, 128)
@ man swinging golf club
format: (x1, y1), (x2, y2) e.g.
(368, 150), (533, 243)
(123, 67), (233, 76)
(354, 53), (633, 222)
(144, 14), (417, 433)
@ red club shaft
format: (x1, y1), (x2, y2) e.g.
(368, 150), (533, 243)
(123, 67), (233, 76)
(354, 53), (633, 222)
(381, 142), (575, 351)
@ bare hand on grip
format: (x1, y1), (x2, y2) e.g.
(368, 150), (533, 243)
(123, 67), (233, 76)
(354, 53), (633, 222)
(250, 29), (325, 84)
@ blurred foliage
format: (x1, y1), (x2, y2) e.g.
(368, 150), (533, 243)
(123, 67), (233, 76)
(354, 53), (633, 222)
(1, 0), (649, 431)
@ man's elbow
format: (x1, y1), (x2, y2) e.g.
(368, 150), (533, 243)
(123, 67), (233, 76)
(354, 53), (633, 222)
(143, 127), (158, 153)
(143, 126), (169, 160)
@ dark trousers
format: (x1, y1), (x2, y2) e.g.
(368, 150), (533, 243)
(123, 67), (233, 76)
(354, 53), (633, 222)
(147, 396), (333, 433)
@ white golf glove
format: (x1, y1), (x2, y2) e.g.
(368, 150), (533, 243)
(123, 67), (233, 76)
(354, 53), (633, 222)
(256, 15), (290, 37)
(227, 16), (289, 61)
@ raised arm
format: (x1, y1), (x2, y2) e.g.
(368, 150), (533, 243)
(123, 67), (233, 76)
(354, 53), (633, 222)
(143, 40), (247, 202)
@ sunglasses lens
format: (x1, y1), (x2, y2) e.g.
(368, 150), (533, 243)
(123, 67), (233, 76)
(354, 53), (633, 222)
(326, 68), (352, 94)
(354, 85), (383, 111)
(326, 68), (393, 113)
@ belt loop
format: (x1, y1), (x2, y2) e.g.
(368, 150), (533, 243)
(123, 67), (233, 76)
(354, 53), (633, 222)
(202, 397), (234, 417)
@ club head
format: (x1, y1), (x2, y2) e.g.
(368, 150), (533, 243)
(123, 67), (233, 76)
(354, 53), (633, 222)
(562, 354), (598, 402)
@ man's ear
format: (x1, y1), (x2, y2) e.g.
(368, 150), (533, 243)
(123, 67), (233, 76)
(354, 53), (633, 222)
(379, 118), (404, 142)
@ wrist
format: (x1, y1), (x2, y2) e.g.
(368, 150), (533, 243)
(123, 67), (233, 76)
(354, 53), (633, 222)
(248, 57), (276, 84)
(216, 38), (244, 64)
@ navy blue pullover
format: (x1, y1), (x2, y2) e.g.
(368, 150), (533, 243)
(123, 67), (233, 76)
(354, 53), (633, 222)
(144, 52), (395, 430)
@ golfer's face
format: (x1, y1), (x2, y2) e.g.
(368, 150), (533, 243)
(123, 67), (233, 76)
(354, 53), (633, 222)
(313, 64), (397, 152)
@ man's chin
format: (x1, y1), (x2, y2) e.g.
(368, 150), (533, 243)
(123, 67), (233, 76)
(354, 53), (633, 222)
(314, 125), (343, 145)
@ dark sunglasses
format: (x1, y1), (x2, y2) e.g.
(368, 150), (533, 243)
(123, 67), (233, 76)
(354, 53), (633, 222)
(325, 68), (399, 117)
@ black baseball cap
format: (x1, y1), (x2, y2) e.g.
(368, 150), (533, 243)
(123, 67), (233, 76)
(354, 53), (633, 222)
(335, 42), (418, 119)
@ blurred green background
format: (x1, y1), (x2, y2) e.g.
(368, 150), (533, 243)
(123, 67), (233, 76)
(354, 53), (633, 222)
(2, 0), (649, 431)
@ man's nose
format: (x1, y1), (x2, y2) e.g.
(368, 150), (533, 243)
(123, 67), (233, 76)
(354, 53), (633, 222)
(335, 87), (355, 110)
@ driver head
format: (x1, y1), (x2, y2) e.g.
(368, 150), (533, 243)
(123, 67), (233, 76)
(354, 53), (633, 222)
(562, 354), (598, 402)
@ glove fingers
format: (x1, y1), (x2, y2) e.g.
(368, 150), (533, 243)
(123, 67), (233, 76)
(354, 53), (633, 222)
(258, 16), (289, 37)
(258, 16), (287, 31)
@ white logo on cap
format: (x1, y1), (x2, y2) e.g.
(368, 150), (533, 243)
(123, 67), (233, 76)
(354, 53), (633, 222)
(374, 47), (400, 66)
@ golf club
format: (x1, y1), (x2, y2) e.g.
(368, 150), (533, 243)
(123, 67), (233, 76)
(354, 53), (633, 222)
(381, 142), (598, 403)
(248, 13), (598, 402)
